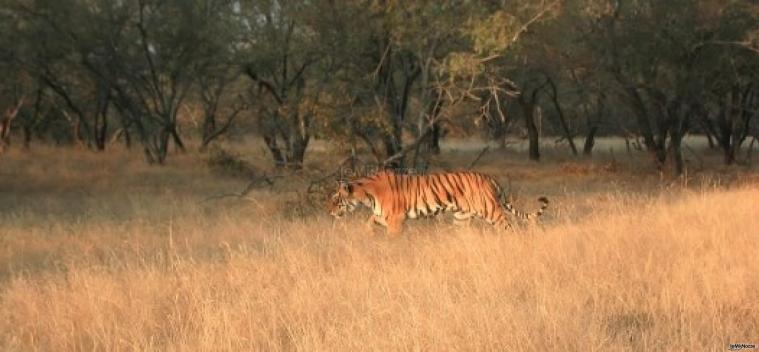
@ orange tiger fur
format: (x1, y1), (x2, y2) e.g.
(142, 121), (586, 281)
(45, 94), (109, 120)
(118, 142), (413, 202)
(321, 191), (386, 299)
(327, 170), (548, 235)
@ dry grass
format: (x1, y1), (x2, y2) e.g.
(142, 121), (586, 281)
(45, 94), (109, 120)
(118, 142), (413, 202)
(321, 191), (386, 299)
(0, 141), (757, 351)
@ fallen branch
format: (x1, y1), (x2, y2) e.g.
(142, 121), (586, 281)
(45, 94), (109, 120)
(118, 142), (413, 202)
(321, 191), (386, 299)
(467, 146), (490, 169)
(108, 128), (125, 145)
(307, 156), (360, 193)
(200, 174), (279, 203)
(307, 172), (339, 194)
(381, 117), (445, 167)
(692, 40), (759, 55)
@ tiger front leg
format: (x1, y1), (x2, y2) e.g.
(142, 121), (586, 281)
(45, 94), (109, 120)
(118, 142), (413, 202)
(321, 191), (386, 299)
(366, 214), (381, 229)
(363, 214), (384, 236)
(366, 215), (376, 227)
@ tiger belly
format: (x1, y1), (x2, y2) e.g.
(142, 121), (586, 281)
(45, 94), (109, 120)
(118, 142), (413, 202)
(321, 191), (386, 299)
(406, 203), (448, 220)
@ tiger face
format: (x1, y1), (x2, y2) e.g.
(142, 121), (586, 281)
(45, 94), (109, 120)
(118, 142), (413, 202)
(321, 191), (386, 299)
(327, 181), (358, 218)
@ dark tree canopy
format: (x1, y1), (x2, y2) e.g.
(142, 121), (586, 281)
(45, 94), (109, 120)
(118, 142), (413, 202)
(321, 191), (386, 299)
(0, 0), (757, 173)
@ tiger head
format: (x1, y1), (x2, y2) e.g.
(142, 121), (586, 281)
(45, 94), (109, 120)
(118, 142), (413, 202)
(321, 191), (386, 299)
(327, 180), (359, 218)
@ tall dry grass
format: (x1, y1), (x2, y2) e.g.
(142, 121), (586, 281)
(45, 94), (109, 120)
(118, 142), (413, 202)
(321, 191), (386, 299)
(0, 144), (757, 351)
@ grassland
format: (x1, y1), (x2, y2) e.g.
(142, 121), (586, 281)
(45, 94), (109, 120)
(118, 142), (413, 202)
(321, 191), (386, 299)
(0, 139), (757, 351)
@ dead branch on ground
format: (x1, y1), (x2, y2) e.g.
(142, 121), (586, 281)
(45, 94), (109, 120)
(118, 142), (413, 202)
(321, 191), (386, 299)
(200, 174), (279, 203)
(467, 146), (490, 169)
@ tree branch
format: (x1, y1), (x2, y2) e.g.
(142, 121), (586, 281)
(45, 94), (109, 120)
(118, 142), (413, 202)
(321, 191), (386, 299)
(381, 115), (444, 167)
(467, 146), (490, 169)
(691, 40), (759, 55)
(509, 0), (562, 46)
(245, 66), (284, 104)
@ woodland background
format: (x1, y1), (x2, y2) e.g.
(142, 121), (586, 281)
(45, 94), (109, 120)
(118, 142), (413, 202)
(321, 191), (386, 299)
(1, 0), (757, 172)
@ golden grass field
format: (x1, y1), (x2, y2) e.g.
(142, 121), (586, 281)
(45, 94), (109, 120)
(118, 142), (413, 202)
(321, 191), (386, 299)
(0, 139), (757, 351)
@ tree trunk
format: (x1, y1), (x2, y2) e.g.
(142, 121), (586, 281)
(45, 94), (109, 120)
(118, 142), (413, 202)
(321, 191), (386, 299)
(263, 134), (285, 168)
(704, 130), (715, 149)
(620, 85), (660, 157)
(666, 99), (691, 175)
(156, 128), (171, 164)
(526, 117), (540, 161)
(583, 93), (604, 157)
(143, 146), (157, 164)
(382, 132), (403, 168)
(547, 79), (578, 156)
(422, 90), (445, 156)
(519, 100), (540, 161)
(23, 89), (45, 150)
(93, 82), (110, 151)
(714, 87), (743, 165)
(583, 124), (599, 156)
(668, 120), (685, 175)
(373, 42), (419, 169)
(93, 113), (108, 151)
(123, 126), (132, 149)
(23, 126), (32, 149)
(200, 105), (244, 152)
(72, 117), (86, 148)
(1, 97), (25, 150)
(287, 135), (309, 170)
(114, 112), (133, 149)
(724, 146), (736, 165)
(200, 113), (217, 151)
(168, 124), (185, 153)
(427, 123), (442, 155)
(650, 93), (670, 166)
(485, 95), (509, 149)
(0, 118), (12, 150)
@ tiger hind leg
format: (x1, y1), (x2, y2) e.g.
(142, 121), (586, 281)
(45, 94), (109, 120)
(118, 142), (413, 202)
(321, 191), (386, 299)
(482, 207), (513, 231)
(385, 214), (405, 236)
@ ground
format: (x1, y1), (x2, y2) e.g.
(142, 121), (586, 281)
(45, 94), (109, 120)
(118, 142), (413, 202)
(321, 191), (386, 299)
(0, 138), (757, 351)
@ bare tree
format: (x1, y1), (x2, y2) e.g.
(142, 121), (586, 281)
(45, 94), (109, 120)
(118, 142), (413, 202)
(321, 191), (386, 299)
(515, 78), (548, 161)
(197, 67), (247, 151)
(239, 0), (323, 169)
(700, 84), (758, 165)
(546, 77), (578, 156)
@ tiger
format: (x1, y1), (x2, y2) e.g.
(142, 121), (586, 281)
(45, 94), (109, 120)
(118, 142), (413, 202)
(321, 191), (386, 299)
(327, 170), (549, 235)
